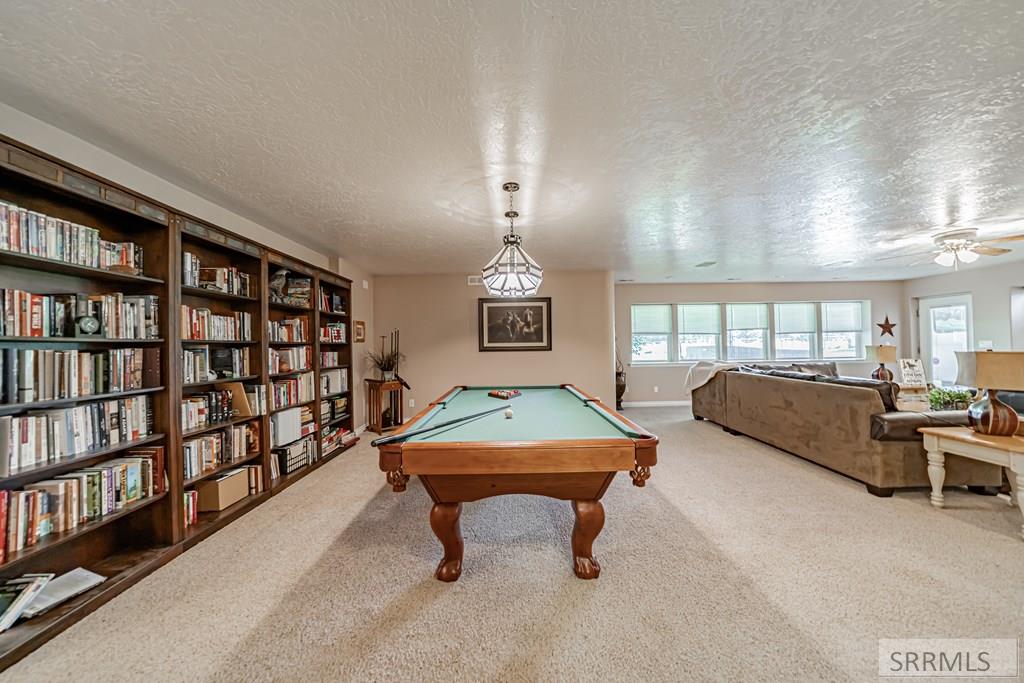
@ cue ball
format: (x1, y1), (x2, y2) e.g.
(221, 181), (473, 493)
(504, 407), (514, 419)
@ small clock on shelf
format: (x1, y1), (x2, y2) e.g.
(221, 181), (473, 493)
(74, 298), (103, 338)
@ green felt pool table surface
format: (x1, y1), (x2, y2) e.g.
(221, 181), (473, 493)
(405, 385), (638, 443)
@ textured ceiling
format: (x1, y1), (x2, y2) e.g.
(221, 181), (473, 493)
(0, 0), (1023, 281)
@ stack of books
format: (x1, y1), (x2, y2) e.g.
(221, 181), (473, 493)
(320, 350), (340, 367)
(182, 346), (211, 384)
(270, 372), (314, 410)
(180, 389), (235, 431)
(0, 201), (144, 274)
(1, 290), (159, 339)
(319, 368), (348, 396)
(182, 252), (252, 296)
(0, 448), (164, 559)
(319, 322), (346, 343)
(1, 347), (159, 402)
(269, 346), (311, 374)
(180, 306), (252, 341)
(267, 317), (307, 343)
(0, 396), (153, 476)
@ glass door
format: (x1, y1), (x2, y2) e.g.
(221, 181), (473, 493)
(918, 294), (973, 386)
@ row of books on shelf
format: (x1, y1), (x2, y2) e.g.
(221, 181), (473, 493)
(0, 201), (144, 275)
(182, 346), (251, 384)
(183, 464), (263, 527)
(320, 323), (347, 343)
(268, 317), (307, 343)
(0, 568), (107, 632)
(0, 396), (153, 477)
(269, 346), (311, 374)
(1, 289), (159, 340)
(270, 434), (317, 478)
(0, 347), (159, 404)
(270, 372), (315, 411)
(182, 421), (259, 480)
(182, 252), (253, 296)
(320, 396), (349, 423)
(320, 351), (341, 367)
(320, 424), (357, 455)
(180, 305), (252, 342)
(0, 445), (165, 561)
(320, 368), (348, 396)
(319, 288), (347, 314)
(181, 383), (265, 431)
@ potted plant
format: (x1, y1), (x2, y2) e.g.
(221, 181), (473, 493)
(367, 348), (405, 381)
(928, 387), (973, 410)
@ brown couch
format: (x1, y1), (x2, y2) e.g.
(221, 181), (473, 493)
(691, 366), (1003, 496)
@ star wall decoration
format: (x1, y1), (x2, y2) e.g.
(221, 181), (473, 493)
(876, 316), (897, 337)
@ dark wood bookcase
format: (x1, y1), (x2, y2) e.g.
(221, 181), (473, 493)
(0, 136), (359, 668)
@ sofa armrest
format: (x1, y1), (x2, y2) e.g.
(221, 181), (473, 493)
(870, 411), (969, 441)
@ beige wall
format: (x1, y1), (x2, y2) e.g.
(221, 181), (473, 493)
(616, 281), (906, 403)
(332, 256), (374, 428)
(902, 260), (1023, 354)
(374, 271), (615, 412)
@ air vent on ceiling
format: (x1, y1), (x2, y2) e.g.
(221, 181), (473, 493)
(695, 261), (717, 268)
(467, 275), (483, 286)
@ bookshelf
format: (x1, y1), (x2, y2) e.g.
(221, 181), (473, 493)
(0, 135), (359, 669)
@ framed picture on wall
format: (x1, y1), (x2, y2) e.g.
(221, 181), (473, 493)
(353, 320), (366, 343)
(478, 298), (552, 351)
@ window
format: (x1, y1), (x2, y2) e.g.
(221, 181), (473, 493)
(677, 304), (720, 360)
(726, 303), (769, 360)
(821, 301), (864, 359)
(631, 304), (672, 362)
(774, 302), (816, 359)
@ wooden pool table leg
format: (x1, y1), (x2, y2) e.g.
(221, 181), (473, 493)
(430, 502), (464, 582)
(571, 500), (605, 580)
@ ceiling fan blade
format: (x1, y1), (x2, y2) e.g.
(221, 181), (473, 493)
(971, 245), (1011, 256)
(875, 250), (933, 262)
(981, 233), (1024, 244)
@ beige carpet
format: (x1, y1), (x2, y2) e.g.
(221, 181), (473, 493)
(4, 408), (1023, 682)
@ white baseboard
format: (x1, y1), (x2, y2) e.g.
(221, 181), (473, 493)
(355, 423), (368, 435)
(621, 400), (691, 408)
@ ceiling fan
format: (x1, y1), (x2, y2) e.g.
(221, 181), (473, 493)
(880, 228), (1024, 270)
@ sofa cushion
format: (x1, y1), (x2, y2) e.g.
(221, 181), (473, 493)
(999, 390), (1024, 414)
(792, 362), (839, 377)
(762, 369), (819, 381)
(871, 411), (970, 441)
(817, 375), (900, 412)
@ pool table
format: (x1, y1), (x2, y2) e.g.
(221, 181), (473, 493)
(374, 384), (658, 581)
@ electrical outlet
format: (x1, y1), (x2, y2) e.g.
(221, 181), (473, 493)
(409, 398), (415, 408)
(653, 386), (659, 393)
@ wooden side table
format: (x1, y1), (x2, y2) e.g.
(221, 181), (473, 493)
(918, 426), (1023, 540)
(366, 378), (404, 434)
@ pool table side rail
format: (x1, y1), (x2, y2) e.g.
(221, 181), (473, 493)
(377, 385), (658, 477)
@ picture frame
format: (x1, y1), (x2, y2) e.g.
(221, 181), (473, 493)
(478, 297), (552, 352)
(353, 320), (366, 343)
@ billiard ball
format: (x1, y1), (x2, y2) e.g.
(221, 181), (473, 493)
(504, 407), (514, 419)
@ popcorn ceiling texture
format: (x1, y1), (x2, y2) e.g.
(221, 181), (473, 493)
(0, 1), (1022, 281)
(4, 408), (1023, 681)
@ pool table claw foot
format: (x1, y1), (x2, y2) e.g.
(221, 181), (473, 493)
(571, 500), (605, 580)
(386, 468), (410, 492)
(430, 503), (464, 582)
(630, 465), (651, 487)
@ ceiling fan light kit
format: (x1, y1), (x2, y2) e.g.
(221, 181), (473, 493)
(481, 181), (543, 297)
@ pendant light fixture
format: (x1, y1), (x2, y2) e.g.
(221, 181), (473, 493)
(481, 181), (543, 297)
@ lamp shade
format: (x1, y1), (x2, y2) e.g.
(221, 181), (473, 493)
(866, 344), (898, 364)
(954, 351), (1024, 390)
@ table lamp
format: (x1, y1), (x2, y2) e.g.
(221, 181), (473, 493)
(954, 351), (1024, 436)
(866, 344), (898, 381)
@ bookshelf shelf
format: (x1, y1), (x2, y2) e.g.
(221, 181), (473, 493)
(268, 340), (310, 347)
(318, 340), (348, 346)
(321, 391), (348, 400)
(182, 491), (271, 550)
(181, 285), (258, 303)
(0, 336), (164, 346)
(324, 413), (351, 428)
(319, 309), (347, 318)
(320, 365), (349, 371)
(0, 433), (166, 489)
(1, 492), (168, 572)
(322, 439), (359, 460)
(269, 300), (311, 312)
(0, 386), (165, 417)
(182, 374), (259, 388)
(183, 452), (262, 487)
(269, 398), (316, 415)
(181, 339), (257, 346)
(0, 250), (164, 284)
(181, 415), (261, 439)
(269, 370), (312, 379)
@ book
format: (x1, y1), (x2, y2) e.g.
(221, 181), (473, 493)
(0, 574), (53, 632)
(22, 567), (106, 619)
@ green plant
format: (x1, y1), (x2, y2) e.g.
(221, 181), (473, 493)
(366, 348), (405, 373)
(928, 387), (973, 410)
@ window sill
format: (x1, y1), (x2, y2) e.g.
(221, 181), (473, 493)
(630, 358), (871, 367)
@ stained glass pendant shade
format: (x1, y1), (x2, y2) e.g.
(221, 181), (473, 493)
(481, 182), (543, 297)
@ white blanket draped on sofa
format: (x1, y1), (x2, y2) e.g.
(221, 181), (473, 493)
(683, 361), (739, 394)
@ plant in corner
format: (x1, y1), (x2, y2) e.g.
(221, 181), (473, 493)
(366, 348), (405, 381)
(928, 387), (974, 411)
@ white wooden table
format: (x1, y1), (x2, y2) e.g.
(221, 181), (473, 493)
(919, 427), (1023, 541)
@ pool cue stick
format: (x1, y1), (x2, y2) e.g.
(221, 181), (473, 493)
(370, 405), (507, 447)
